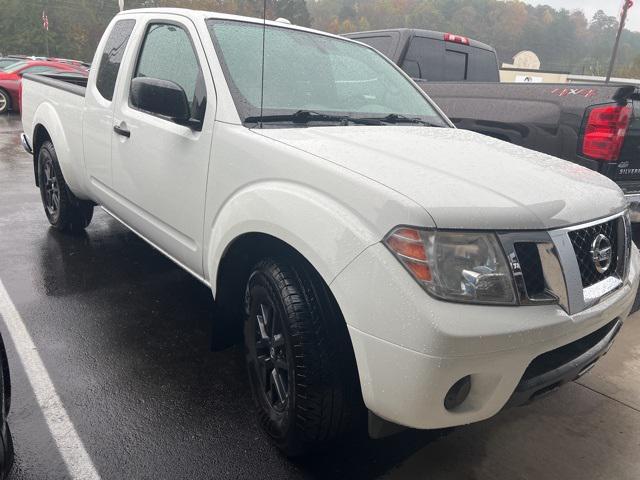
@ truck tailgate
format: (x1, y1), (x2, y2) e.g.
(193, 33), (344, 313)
(615, 95), (640, 191)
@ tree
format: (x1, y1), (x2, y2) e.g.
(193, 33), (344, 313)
(591, 10), (618, 33)
(1, 0), (640, 78)
(274, 0), (311, 26)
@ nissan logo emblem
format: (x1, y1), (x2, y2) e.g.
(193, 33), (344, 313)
(590, 234), (613, 274)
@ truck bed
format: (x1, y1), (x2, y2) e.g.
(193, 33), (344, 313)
(419, 81), (640, 183)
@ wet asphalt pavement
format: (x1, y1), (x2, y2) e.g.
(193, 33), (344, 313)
(1, 112), (640, 479)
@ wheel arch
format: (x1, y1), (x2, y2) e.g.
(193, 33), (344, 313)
(32, 123), (52, 186)
(214, 230), (358, 323)
(214, 231), (363, 407)
(30, 101), (90, 199)
(215, 232), (310, 315)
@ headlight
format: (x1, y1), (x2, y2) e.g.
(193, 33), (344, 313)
(384, 227), (516, 305)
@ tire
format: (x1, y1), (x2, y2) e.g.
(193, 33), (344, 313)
(0, 336), (9, 416)
(631, 287), (640, 315)
(37, 141), (93, 233)
(0, 90), (9, 115)
(244, 257), (362, 456)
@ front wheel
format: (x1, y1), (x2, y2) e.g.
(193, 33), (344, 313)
(37, 141), (93, 233)
(244, 257), (362, 456)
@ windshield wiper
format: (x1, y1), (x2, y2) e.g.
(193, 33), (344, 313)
(245, 110), (381, 126)
(358, 113), (444, 126)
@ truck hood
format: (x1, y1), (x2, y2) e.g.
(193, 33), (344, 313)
(257, 126), (626, 230)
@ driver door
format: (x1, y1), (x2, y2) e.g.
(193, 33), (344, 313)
(110, 16), (215, 276)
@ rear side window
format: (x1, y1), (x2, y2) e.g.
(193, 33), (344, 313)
(444, 50), (467, 81)
(401, 36), (499, 82)
(401, 36), (444, 81)
(96, 19), (136, 101)
(132, 23), (204, 118)
(466, 48), (500, 82)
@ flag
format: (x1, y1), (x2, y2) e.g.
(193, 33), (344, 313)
(42, 10), (49, 31)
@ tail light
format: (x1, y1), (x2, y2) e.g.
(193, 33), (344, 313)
(581, 104), (631, 161)
(444, 33), (469, 45)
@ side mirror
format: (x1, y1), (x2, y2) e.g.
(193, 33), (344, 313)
(130, 77), (201, 130)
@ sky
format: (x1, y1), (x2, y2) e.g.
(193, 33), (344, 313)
(524, 0), (640, 32)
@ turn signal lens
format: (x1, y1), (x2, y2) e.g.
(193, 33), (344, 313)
(393, 228), (421, 241)
(384, 228), (431, 281)
(386, 235), (427, 261)
(406, 260), (432, 282)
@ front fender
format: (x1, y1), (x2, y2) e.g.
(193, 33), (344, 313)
(206, 181), (383, 297)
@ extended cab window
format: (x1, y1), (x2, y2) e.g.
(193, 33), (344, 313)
(131, 23), (205, 121)
(96, 19), (136, 101)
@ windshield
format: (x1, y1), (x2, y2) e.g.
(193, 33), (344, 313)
(4, 61), (27, 73)
(207, 20), (448, 127)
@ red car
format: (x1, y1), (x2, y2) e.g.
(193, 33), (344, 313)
(0, 60), (88, 114)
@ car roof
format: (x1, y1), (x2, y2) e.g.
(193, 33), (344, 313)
(119, 7), (357, 43)
(8, 59), (85, 73)
(19, 59), (80, 68)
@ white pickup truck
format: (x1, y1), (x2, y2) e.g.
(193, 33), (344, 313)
(20, 8), (640, 456)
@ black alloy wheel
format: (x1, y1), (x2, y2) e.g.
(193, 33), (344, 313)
(243, 258), (363, 457)
(41, 152), (61, 221)
(245, 280), (293, 421)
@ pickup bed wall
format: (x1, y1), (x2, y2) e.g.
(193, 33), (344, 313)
(418, 81), (629, 171)
(21, 76), (90, 199)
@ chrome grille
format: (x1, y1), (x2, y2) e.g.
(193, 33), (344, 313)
(568, 219), (619, 288)
(498, 211), (630, 314)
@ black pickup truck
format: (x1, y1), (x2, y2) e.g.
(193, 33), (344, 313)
(344, 29), (640, 222)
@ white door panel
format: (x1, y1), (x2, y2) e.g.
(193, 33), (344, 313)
(110, 16), (215, 275)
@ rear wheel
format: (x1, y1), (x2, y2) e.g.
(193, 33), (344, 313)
(0, 90), (9, 115)
(37, 141), (93, 233)
(244, 257), (362, 456)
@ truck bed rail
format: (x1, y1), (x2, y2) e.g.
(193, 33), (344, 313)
(22, 72), (87, 97)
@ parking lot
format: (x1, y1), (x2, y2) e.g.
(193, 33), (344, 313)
(1, 111), (640, 479)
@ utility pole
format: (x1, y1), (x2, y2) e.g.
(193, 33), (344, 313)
(606, 0), (634, 83)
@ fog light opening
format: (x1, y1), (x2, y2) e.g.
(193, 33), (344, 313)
(444, 375), (471, 411)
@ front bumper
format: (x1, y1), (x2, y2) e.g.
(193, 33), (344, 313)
(625, 193), (640, 223)
(331, 242), (640, 430)
(505, 318), (621, 407)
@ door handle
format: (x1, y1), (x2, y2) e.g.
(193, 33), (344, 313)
(113, 124), (130, 138)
